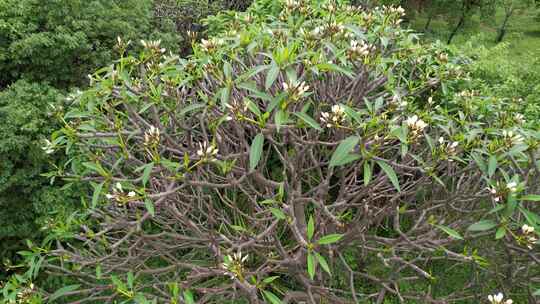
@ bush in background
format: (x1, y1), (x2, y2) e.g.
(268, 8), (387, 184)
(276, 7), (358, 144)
(4, 0), (539, 303)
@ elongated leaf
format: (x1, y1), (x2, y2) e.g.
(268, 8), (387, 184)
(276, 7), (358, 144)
(521, 194), (540, 202)
(307, 216), (315, 241)
(376, 161), (401, 192)
(183, 290), (195, 304)
(142, 162), (154, 187)
(363, 161), (372, 186)
(179, 103), (205, 116)
(488, 155), (497, 178)
(269, 207), (286, 220)
(329, 136), (360, 167)
(468, 220), (497, 231)
(435, 225), (463, 240)
(263, 290), (282, 304)
(144, 199), (155, 217)
(307, 252), (316, 280)
(315, 252), (331, 275)
(49, 284), (80, 302)
(274, 109), (288, 130)
(293, 112), (322, 131)
(249, 133), (265, 171)
(317, 234), (343, 245)
(91, 182), (104, 209)
(265, 63), (280, 90)
(495, 227), (506, 239)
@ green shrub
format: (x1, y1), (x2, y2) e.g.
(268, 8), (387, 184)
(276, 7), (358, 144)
(5, 0), (539, 303)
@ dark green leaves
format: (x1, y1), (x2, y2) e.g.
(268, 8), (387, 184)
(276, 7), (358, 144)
(468, 220), (497, 231)
(293, 112), (322, 131)
(317, 234), (343, 245)
(265, 63), (280, 90)
(435, 225), (464, 240)
(49, 284), (80, 302)
(263, 290), (282, 304)
(376, 161), (400, 192)
(249, 133), (265, 171)
(329, 136), (360, 167)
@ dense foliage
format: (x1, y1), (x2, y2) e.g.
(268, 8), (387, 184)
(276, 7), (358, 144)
(3, 0), (538, 303)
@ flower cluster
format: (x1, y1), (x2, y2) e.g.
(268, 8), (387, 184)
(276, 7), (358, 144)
(283, 81), (310, 100)
(520, 224), (538, 250)
(488, 292), (512, 304)
(200, 38), (224, 52)
(514, 113), (525, 124)
(225, 99), (249, 120)
(347, 40), (374, 60)
(42, 139), (55, 154)
(487, 181), (518, 202)
(311, 21), (346, 38)
(221, 251), (248, 280)
(502, 130), (525, 146)
(406, 115), (427, 138)
(457, 90), (478, 98)
(438, 137), (459, 160)
(11, 283), (36, 304)
(197, 142), (219, 161)
(106, 182), (136, 205)
(321, 105), (346, 128)
(144, 125), (160, 147)
(140, 40), (166, 53)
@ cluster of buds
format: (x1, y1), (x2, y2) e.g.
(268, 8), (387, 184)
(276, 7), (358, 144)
(383, 5), (406, 16)
(221, 251), (248, 281)
(520, 224), (538, 250)
(12, 283), (36, 304)
(283, 0), (308, 14)
(457, 90), (478, 98)
(42, 139), (55, 155)
(361, 11), (374, 26)
(186, 30), (198, 42)
(106, 182), (136, 205)
(196, 142), (219, 162)
(438, 52), (449, 63)
(488, 181), (518, 202)
(502, 130), (525, 146)
(144, 125), (160, 147)
(344, 4), (363, 14)
(200, 38), (224, 52)
(115, 36), (132, 53)
(347, 40), (374, 60)
(321, 104), (346, 128)
(283, 81), (310, 100)
(140, 40), (166, 54)
(406, 115), (428, 138)
(225, 99), (249, 120)
(311, 21), (346, 38)
(514, 113), (525, 124)
(438, 137), (459, 159)
(488, 293), (513, 304)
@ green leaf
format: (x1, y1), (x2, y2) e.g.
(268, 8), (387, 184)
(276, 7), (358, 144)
(488, 155), (497, 178)
(183, 290), (195, 304)
(263, 276), (280, 284)
(315, 252), (331, 275)
(142, 162), (154, 187)
(307, 252), (316, 280)
(329, 136), (360, 167)
(91, 182), (104, 209)
(269, 207), (286, 220)
(49, 284), (80, 302)
(533, 289), (540, 296)
(376, 161), (401, 192)
(144, 199), (155, 217)
(317, 234), (343, 245)
(435, 225), (463, 240)
(363, 161), (372, 186)
(495, 227), (506, 239)
(245, 98), (261, 117)
(293, 112), (322, 131)
(307, 216), (315, 241)
(249, 133), (265, 171)
(223, 61), (232, 79)
(274, 109), (288, 130)
(262, 290), (282, 304)
(179, 103), (205, 117)
(521, 194), (540, 202)
(467, 220), (497, 231)
(265, 63), (280, 90)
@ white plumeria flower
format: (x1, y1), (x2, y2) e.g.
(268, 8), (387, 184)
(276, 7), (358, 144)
(196, 142), (218, 160)
(42, 139), (55, 154)
(522, 224), (534, 234)
(106, 193), (114, 200)
(127, 191), (136, 198)
(488, 292), (512, 304)
(515, 113), (525, 124)
(115, 182), (123, 193)
(506, 181), (518, 193)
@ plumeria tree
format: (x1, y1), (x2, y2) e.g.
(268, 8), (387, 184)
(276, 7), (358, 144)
(4, 0), (540, 303)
